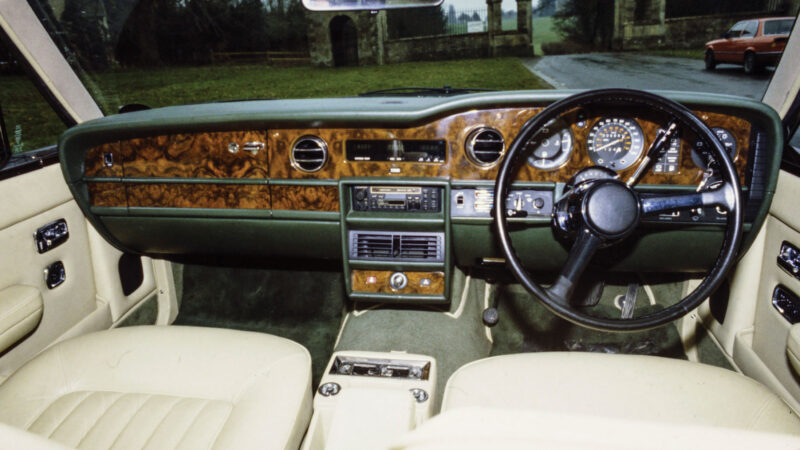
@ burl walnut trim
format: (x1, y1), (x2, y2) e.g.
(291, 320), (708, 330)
(351, 270), (445, 295)
(87, 182), (127, 207)
(120, 131), (269, 179)
(126, 183), (270, 209)
(270, 108), (751, 184)
(271, 185), (339, 212)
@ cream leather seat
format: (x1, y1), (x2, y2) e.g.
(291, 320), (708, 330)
(441, 352), (800, 434)
(0, 326), (312, 450)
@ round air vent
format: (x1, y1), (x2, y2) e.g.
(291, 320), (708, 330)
(466, 128), (505, 168)
(291, 136), (328, 172)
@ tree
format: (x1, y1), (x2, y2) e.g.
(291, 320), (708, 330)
(471, 12), (481, 21)
(550, 0), (615, 49)
(387, 5), (448, 38)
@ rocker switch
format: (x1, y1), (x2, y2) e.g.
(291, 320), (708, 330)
(35, 219), (69, 254)
(44, 261), (66, 289)
(778, 241), (800, 278)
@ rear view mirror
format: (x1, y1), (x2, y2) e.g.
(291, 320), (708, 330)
(303, 0), (442, 11)
(0, 104), (10, 169)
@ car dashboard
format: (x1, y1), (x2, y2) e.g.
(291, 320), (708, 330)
(60, 91), (783, 304)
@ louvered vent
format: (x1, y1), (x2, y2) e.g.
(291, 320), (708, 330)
(291, 136), (328, 172)
(349, 231), (444, 262)
(466, 128), (505, 167)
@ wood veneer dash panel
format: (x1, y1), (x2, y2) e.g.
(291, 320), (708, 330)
(85, 142), (123, 177)
(120, 131), (268, 179)
(271, 185), (339, 212)
(270, 107), (751, 185)
(351, 270), (445, 295)
(126, 183), (269, 209)
(87, 182), (126, 207)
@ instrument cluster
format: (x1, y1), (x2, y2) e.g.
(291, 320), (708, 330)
(522, 114), (738, 175)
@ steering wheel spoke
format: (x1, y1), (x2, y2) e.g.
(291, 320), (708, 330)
(547, 230), (603, 305)
(494, 89), (743, 331)
(640, 182), (736, 217)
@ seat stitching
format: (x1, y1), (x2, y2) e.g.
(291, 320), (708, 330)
(108, 394), (153, 450)
(74, 392), (125, 448)
(231, 351), (303, 403)
(138, 396), (185, 450)
(203, 404), (235, 450)
(24, 347), (71, 431)
(173, 399), (210, 449)
(46, 391), (96, 439)
(746, 396), (777, 430)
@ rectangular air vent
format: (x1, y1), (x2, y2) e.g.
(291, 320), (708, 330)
(349, 231), (444, 262)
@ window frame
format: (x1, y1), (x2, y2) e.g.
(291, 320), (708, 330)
(0, 27), (73, 179)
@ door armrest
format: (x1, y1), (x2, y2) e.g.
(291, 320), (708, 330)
(0, 285), (43, 353)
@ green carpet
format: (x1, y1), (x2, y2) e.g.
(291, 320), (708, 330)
(172, 258), (345, 387)
(490, 281), (687, 359)
(335, 269), (492, 412)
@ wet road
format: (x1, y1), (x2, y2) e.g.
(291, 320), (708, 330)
(522, 53), (773, 99)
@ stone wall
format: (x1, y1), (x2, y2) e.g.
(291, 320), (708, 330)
(306, 10), (387, 67)
(384, 33), (491, 64)
(306, 0), (533, 67)
(613, 0), (793, 50)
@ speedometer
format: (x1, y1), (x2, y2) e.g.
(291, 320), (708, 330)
(587, 118), (645, 171)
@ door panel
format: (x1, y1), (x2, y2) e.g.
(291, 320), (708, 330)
(708, 170), (800, 411)
(0, 164), (160, 380)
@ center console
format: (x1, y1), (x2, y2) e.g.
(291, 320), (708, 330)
(342, 180), (450, 304)
(301, 351), (437, 450)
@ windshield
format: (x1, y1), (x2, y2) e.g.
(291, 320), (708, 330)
(9, 0), (800, 119)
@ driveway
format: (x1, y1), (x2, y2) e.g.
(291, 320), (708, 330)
(522, 53), (772, 100)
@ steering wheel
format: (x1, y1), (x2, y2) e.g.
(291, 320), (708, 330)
(494, 89), (743, 331)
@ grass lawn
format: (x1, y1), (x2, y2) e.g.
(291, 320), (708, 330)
(1, 57), (551, 153)
(532, 16), (563, 56)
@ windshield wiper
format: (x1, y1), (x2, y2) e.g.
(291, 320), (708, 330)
(358, 85), (495, 97)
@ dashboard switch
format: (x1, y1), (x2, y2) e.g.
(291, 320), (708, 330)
(35, 219), (69, 254)
(778, 241), (800, 277)
(389, 272), (408, 290)
(773, 286), (800, 323)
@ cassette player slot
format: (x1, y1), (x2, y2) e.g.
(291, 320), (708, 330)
(352, 185), (441, 213)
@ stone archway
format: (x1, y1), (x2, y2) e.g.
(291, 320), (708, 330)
(330, 15), (359, 67)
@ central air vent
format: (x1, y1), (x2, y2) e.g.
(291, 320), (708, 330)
(466, 127), (504, 168)
(349, 231), (444, 262)
(291, 136), (328, 172)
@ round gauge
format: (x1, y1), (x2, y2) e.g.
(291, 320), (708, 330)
(587, 118), (645, 171)
(691, 127), (737, 170)
(526, 125), (574, 170)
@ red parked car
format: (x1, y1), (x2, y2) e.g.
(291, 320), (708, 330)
(704, 17), (795, 74)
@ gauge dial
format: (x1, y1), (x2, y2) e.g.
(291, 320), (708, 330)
(691, 127), (737, 170)
(587, 118), (645, 171)
(526, 124), (574, 171)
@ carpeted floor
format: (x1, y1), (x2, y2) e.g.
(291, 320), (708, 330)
(335, 269), (492, 412)
(172, 258), (345, 387)
(489, 278), (688, 359)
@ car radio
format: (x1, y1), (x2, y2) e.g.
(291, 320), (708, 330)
(351, 186), (441, 212)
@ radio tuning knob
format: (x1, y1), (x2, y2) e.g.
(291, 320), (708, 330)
(355, 188), (367, 201)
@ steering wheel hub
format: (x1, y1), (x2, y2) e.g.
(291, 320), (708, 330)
(583, 181), (640, 239)
(494, 88), (743, 331)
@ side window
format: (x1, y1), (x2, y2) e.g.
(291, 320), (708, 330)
(741, 20), (758, 38)
(728, 21), (746, 38)
(0, 41), (67, 159)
